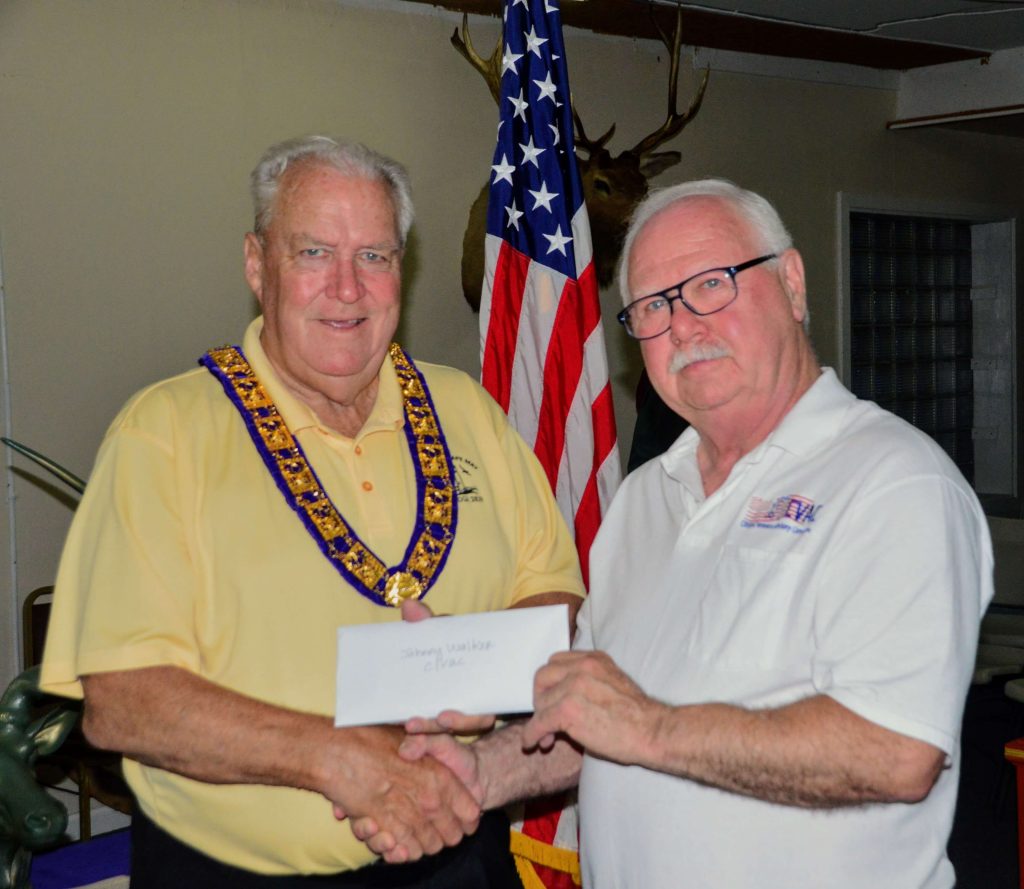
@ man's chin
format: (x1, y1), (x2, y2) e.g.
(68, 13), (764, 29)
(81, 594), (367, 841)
(672, 381), (741, 417)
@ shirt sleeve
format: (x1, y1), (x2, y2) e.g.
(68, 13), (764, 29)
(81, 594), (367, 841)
(811, 472), (992, 755)
(40, 389), (200, 699)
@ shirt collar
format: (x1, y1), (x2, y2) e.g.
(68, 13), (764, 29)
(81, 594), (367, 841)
(759, 368), (854, 458)
(659, 367), (855, 484)
(242, 316), (404, 440)
(761, 364), (856, 454)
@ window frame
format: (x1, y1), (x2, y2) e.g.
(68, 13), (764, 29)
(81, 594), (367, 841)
(836, 192), (1021, 510)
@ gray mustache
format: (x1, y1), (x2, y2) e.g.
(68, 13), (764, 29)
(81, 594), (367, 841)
(668, 344), (732, 373)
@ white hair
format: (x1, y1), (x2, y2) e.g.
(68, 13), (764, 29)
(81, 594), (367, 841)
(617, 178), (793, 304)
(250, 135), (414, 244)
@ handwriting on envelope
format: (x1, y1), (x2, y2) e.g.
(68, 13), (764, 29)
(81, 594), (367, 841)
(335, 604), (569, 727)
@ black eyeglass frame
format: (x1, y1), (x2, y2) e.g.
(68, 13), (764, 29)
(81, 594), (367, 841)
(617, 253), (777, 340)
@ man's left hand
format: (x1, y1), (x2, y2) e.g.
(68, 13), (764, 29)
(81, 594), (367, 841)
(521, 650), (666, 763)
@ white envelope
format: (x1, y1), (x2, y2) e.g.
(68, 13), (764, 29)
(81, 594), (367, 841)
(334, 604), (569, 727)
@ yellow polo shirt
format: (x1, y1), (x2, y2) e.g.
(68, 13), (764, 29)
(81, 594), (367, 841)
(41, 317), (584, 874)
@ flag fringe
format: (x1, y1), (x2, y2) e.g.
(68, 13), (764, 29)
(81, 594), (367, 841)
(511, 830), (582, 884)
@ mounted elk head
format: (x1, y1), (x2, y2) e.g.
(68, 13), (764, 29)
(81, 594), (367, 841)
(0, 666), (78, 889)
(453, 7), (710, 311)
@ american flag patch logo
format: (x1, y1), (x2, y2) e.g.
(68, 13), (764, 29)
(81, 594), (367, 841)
(744, 494), (820, 530)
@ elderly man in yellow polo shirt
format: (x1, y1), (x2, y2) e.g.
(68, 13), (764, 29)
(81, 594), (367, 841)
(39, 135), (584, 889)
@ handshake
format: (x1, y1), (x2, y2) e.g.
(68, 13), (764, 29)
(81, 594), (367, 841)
(330, 702), (499, 864)
(321, 599), (648, 865)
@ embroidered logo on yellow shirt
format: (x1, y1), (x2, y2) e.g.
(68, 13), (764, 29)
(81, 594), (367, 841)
(452, 455), (484, 503)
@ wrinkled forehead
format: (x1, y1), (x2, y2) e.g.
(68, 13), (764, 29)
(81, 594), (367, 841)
(269, 161), (398, 237)
(639, 197), (757, 253)
(627, 198), (759, 295)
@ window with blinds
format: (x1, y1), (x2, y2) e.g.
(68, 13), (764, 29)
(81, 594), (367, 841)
(849, 212), (974, 483)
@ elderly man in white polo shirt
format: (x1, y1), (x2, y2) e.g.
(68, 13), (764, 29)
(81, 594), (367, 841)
(365, 179), (994, 889)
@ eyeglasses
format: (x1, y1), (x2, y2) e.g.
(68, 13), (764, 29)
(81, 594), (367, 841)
(617, 254), (777, 340)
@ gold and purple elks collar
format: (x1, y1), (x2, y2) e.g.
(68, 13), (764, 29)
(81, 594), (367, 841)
(200, 343), (458, 607)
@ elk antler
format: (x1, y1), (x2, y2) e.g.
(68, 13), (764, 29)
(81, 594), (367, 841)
(451, 14), (504, 106)
(572, 107), (616, 159)
(629, 5), (711, 158)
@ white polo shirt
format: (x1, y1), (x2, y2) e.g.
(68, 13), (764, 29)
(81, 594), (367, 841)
(576, 368), (993, 889)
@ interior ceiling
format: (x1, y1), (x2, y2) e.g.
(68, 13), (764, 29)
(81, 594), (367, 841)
(403, 0), (1024, 69)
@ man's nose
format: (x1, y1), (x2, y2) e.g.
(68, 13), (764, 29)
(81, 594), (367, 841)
(667, 299), (706, 343)
(326, 257), (362, 302)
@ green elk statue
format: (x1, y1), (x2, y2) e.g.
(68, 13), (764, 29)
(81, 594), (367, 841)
(0, 666), (79, 889)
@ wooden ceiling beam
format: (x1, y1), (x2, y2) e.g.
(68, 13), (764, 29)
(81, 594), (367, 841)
(399, 0), (989, 70)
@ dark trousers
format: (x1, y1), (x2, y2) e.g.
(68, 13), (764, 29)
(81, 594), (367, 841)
(130, 808), (522, 889)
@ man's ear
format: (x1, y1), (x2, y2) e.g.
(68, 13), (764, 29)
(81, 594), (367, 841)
(778, 248), (808, 324)
(243, 232), (266, 305)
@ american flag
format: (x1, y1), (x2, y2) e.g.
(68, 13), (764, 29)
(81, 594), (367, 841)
(477, 0), (621, 884)
(479, 0), (621, 590)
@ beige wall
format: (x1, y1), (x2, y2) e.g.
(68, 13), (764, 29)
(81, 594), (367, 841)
(1, 0), (1022, 683)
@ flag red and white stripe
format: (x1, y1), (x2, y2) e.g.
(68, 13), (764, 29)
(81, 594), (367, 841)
(479, 0), (620, 589)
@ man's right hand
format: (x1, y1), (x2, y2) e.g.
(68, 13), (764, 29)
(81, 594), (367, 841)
(324, 724), (481, 863)
(81, 667), (482, 865)
(347, 730), (486, 862)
